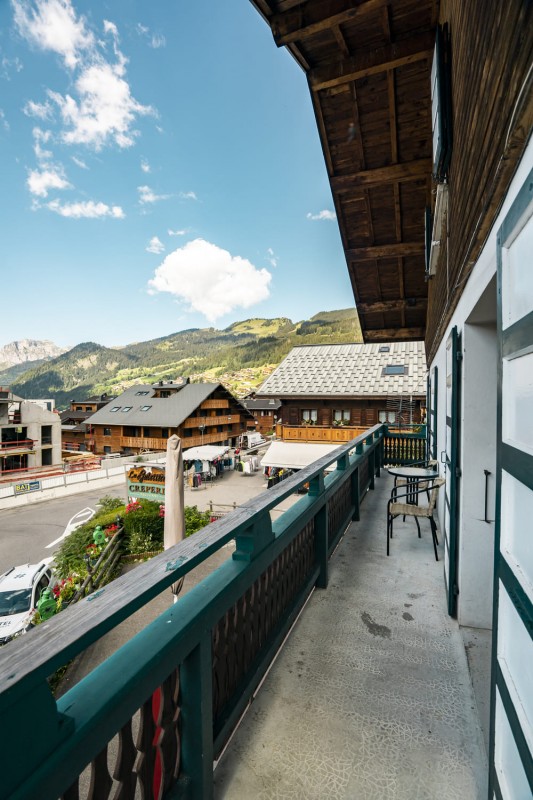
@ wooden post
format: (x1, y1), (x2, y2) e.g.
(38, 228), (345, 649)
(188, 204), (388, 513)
(351, 467), (360, 521)
(178, 635), (213, 798)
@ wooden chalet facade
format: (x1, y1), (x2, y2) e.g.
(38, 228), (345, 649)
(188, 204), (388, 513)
(252, 1), (533, 795)
(258, 341), (425, 443)
(242, 395), (282, 435)
(84, 379), (254, 455)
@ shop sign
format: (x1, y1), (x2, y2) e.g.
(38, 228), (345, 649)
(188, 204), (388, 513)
(14, 480), (41, 495)
(127, 465), (165, 502)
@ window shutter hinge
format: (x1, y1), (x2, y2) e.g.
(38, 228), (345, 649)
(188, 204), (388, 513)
(455, 467), (462, 477)
(453, 583), (459, 596)
(456, 352), (463, 361)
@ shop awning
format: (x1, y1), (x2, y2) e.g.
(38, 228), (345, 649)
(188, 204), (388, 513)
(261, 442), (339, 471)
(182, 445), (230, 462)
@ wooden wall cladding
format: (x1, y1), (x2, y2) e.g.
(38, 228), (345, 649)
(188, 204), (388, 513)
(425, 0), (533, 360)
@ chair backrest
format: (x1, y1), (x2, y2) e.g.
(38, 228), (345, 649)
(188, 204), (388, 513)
(428, 478), (445, 513)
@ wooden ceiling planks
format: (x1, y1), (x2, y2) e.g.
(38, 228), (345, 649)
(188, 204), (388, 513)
(250, 0), (435, 342)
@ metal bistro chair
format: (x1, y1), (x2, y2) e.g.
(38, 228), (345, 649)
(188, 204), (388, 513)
(387, 477), (445, 561)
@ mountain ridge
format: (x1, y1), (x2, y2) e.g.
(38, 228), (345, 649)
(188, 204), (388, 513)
(6, 308), (362, 407)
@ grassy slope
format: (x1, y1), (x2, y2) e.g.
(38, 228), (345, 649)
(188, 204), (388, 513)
(12, 308), (362, 406)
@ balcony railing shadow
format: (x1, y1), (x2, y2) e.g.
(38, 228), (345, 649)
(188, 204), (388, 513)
(0, 425), (485, 799)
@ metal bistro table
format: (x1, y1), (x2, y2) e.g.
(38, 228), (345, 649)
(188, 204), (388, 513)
(387, 466), (439, 504)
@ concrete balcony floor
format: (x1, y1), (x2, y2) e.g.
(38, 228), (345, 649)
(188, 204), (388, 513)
(214, 474), (488, 799)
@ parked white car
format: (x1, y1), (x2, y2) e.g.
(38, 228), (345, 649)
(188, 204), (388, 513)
(0, 561), (54, 645)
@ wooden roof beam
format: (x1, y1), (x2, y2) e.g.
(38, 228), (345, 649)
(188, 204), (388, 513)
(332, 158), (432, 192)
(346, 242), (424, 259)
(363, 327), (426, 341)
(272, 0), (389, 47)
(357, 298), (428, 314)
(309, 31), (435, 91)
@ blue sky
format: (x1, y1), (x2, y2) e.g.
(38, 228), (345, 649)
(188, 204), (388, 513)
(0, 0), (354, 349)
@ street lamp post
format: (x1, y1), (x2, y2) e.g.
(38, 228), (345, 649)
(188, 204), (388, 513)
(199, 424), (206, 446)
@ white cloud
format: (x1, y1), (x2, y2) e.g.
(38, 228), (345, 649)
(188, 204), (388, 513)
(27, 166), (71, 197)
(45, 198), (125, 218)
(1, 55), (23, 80)
(179, 190), (197, 201)
(150, 34), (166, 49)
(12, 0), (95, 69)
(15, 2), (154, 151)
(267, 247), (278, 267)
(71, 155), (87, 168)
(32, 126), (53, 159)
(138, 184), (170, 204)
(0, 109), (9, 130)
(306, 209), (336, 221)
(23, 99), (53, 119)
(147, 238), (272, 323)
(136, 22), (166, 49)
(140, 158), (150, 173)
(49, 59), (154, 150)
(168, 228), (188, 236)
(146, 236), (165, 254)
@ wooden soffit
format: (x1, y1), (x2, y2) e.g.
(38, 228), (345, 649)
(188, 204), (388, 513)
(250, 0), (437, 341)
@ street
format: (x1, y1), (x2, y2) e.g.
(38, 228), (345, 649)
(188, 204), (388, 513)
(0, 484), (128, 572)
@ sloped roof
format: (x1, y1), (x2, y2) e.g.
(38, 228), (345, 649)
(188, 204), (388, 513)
(243, 397), (282, 412)
(250, 1), (436, 342)
(84, 383), (223, 427)
(258, 342), (426, 397)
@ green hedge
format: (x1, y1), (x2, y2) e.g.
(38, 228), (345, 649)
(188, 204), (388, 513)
(53, 499), (211, 578)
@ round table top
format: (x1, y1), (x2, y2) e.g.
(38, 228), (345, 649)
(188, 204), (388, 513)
(387, 466), (439, 479)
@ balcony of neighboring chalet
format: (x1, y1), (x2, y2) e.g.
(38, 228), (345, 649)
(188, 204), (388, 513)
(0, 425), (487, 799)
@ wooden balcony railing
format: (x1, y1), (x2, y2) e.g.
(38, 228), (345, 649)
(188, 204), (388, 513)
(0, 426), (385, 799)
(120, 436), (167, 450)
(277, 423), (368, 443)
(383, 424), (427, 465)
(183, 413), (240, 428)
(200, 399), (230, 409)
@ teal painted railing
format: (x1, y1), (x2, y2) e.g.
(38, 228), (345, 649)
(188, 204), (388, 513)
(383, 424), (427, 465)
(0, 425), (385, 800)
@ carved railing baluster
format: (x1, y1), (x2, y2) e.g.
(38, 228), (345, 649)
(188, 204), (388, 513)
(135, 694), (158, 799)
(156, 670), (181, 796)
(88, 745), (112, 800)
(112, 718), (138, 800)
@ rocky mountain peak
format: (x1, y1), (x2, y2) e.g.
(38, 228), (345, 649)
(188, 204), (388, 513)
(0, 339), (68, 366)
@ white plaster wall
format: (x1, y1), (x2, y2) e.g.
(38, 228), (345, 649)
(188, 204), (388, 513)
(430, 135), (533, 625)
(460, 320), (497, 628)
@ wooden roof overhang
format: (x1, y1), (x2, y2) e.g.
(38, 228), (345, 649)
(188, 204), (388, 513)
(250, 0), (437, 342)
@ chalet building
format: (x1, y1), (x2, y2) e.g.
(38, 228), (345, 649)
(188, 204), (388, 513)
(241, 395), (281, 436)
(84, 379), (254, 455)
(257, 342), (425, 443)
(244, 0), (532, 793)
(5, 5), (532, 799)
(60, 394), (113, 452)
(0, 386), (61, 475)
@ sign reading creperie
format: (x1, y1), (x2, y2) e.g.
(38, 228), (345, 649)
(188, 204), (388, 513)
(127, 466), (165, 501)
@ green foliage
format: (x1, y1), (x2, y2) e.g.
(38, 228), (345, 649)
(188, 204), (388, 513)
(184, 505), (211, 535)
(53, 497), (212, 574)
(53, 508), (123, 578)
(97, 495), (124, 513)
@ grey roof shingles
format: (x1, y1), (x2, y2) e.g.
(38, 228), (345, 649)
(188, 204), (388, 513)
(84, 383), (223, 428)
(258, 342), (426, 397)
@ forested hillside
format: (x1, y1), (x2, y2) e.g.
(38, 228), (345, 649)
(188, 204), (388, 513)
(11, 308), (362, 407)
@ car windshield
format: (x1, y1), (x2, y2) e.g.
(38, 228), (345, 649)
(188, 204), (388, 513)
(0, 588), (32, 616)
